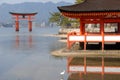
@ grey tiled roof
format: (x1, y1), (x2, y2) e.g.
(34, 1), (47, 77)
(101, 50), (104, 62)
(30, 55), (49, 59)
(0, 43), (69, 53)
(58, 0), (120, 13)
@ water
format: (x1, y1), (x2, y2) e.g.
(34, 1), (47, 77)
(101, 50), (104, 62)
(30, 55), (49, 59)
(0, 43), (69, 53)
(0, 27), (119, 80)
(67, 57), (120, 80)
(0, 27), (67, 80)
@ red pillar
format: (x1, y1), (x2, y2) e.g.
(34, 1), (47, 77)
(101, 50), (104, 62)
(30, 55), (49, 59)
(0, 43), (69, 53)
(100, 20), (104, 50)
(80, 20), (85, 35)
(83, 23), (86, 50)
(15, 21), (19, 31)
(15, 15), (19, 31)
(80, 19), (83, 35)
(80, 19), (86, 50)
(84, 33), (87, 50)
(28, 21), (32, 32)
(28, 16), (32, 32)
(67, 33), (71, 49)
(83, 23), (85, 34)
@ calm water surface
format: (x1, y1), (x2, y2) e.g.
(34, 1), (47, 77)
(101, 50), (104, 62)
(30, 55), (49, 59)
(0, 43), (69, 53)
(0, 27), (119, 80)
(0, 27), (67, 80)
(67, 57), (120, 80)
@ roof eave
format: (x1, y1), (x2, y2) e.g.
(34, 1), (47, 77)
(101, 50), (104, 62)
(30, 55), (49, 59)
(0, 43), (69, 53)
(9, 12), (38, 15)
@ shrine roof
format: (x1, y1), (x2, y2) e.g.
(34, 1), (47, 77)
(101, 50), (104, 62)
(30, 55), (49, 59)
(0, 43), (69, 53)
(9, 12), (37, 15)
(58, 0), (120, 13)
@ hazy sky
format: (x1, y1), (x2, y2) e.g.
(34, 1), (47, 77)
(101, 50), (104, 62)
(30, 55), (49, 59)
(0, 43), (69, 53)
(0, 0), (74, 4)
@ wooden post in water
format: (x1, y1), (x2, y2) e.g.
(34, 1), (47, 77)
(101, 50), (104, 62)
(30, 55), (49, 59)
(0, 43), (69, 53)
(15, 21), (19, 31)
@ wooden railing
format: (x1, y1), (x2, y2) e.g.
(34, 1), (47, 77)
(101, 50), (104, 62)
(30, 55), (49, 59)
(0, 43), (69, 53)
(67, 31), (120, 50)
(67, 32), (77, 49)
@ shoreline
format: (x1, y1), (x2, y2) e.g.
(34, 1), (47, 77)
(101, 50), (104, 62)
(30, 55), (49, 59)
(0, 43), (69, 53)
(51, 47), (120, 58)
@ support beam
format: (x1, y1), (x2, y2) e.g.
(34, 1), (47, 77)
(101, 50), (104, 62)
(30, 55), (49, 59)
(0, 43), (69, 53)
(80, 20), (83, 35)
(80, 19), (85, 35)
(28, 21), (32, 32)
(15, 21), (19, 31)
(80, 19), (86, 50)
(67, 33), (71, 49)
(100, 20), (104, 50)
(84, 33), (87, 50)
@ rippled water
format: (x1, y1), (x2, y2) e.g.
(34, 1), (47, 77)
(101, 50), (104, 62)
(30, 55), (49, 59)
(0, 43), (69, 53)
(0, 27), (67, 80)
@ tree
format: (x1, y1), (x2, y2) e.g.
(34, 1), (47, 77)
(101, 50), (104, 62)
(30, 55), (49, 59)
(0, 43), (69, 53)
(49, 0), (85, 28)
(75, 0), (84, 4)
(49, 12), (61, 25)
(49, 12), (78, 28)
(49, 12), (68, 27)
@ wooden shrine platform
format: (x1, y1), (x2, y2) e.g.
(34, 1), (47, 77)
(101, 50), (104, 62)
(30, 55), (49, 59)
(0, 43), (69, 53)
(52, 48), (120, 57)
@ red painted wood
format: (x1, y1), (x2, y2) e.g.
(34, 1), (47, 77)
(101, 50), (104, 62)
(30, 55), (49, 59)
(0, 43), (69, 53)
(15, 21), (19, 31)
(65, 11), (120, 50)
(10, 13), (36, 32)
(28, 21), (32, 32)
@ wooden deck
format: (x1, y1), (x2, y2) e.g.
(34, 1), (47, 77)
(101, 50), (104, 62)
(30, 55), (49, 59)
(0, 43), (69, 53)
(51, 48), (120, 57)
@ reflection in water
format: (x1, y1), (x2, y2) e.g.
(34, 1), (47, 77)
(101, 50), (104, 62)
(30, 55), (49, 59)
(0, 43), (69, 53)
(0, 27), (67, 80)
(67, 57), (120, 80)
(15, 34), (19, 47)
(60, 70), (65, 80)
(15, 34), (33, 48)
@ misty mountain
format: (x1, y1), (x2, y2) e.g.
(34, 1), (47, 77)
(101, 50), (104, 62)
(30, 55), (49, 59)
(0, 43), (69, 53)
(0, 1), (72, 23)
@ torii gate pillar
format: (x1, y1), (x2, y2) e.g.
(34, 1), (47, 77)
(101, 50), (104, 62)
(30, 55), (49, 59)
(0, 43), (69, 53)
(9, 12), (37, 32)
(29, 21), (32, 32)
(15, 20), (19, 31)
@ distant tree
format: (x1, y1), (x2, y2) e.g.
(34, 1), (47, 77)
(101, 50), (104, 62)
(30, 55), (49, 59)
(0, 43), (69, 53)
(75, 0), (85, 4)
(49, 0), (85, 28)
(49, 12), (79, 28)
(49, 12), (61, 25)
(49, 12), (67, 27)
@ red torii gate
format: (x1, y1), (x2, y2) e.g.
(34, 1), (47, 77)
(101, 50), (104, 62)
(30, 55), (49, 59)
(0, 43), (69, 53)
(9, 12), (37, 32)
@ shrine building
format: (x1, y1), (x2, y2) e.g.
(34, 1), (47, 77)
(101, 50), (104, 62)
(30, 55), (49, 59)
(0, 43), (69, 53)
(58, 0), (120, 50)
